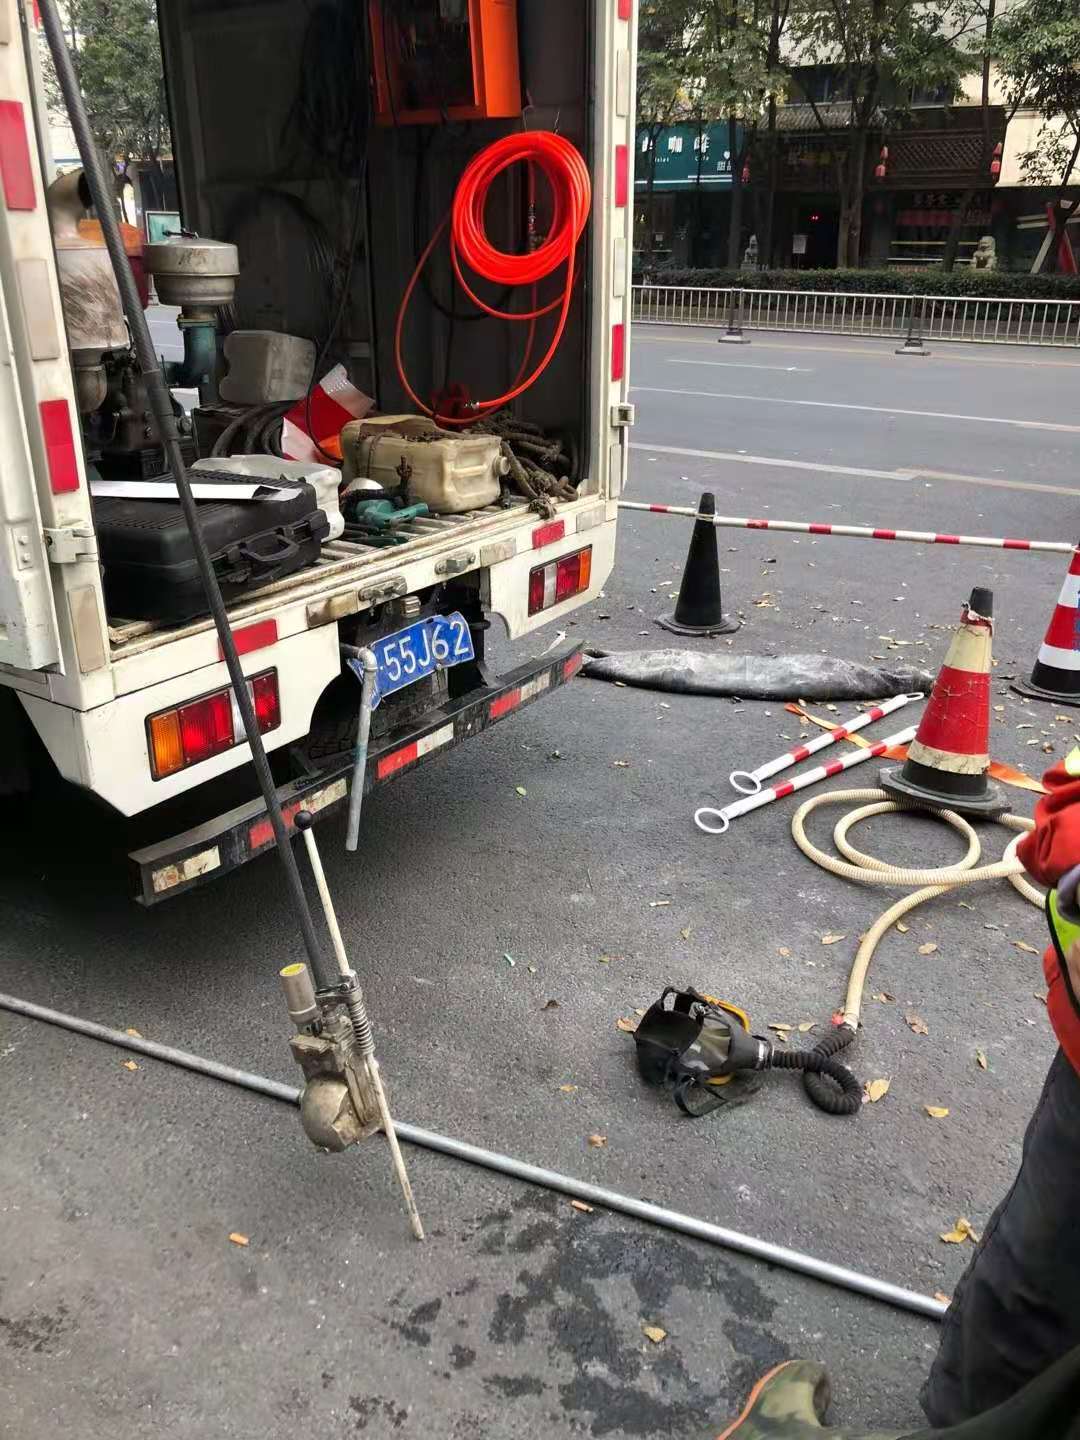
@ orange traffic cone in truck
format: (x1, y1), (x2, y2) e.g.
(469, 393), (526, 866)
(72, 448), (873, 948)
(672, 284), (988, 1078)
(880, 586), (1006, 818)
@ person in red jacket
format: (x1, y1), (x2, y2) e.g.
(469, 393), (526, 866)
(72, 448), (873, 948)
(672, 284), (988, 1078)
(920, 751), (1080, 1425)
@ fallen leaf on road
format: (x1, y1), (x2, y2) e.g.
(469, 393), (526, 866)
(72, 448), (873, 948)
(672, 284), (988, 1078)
(865, 1078), (891, 1103)
(896, 922), (909, 934)
(515, 786), (527, 797)
(125, 1027), (142, 1037)
(1012, 940), (1040, 954)
(934, 1292), (952, 1305)
(598, 955), (613, 965)
(570, 1200), (593, 1214)
(924, 1106), (950, 1119)
(905, 1013), (930, 1036)
(616, 1017), (638, 1034)
(798, 1021), (816, 1033)
(872, 992), (895, 1003)
(228, 1233), (249, 1247)
(121, 1059), (138, 1072)
(917, 942), (938, 956)
(940, 1218), (979, 1245)
(768, 1022), (792, 1033)
(612, 760), (631, 768)
(820, 933), (846, 945)
(642, 1325), (667, 1344)
(527, 965), (537, 974)
(634, 1008), (647, 1017)
(588, 1134), (608, 1148)
(680, 927), (691, 941)
(543, 999), (560, 1011)
(1035, 990), (1048, 1004)
(559, 1084), (577, 1093)
(975, 1049), (989, 1071)
(778, 946), (792, 958)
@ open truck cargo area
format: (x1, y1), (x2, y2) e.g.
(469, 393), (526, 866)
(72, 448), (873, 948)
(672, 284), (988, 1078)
(0, 0), (636, 893)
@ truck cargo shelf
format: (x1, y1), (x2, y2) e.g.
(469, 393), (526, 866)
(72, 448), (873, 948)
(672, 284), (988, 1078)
(106, 494), (551, 654)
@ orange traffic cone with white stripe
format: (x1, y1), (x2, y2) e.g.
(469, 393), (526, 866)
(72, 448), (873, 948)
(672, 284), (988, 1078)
(1012, 544), (1080, 707)
(880, 586), (1005, 818)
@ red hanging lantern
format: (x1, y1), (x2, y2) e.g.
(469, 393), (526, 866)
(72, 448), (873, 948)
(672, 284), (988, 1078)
(989, 142), (1003, 181)
(874, 145), (889, 181)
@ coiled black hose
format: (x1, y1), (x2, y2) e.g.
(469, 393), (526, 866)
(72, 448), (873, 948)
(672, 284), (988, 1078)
(779, 1025), (862, 1116)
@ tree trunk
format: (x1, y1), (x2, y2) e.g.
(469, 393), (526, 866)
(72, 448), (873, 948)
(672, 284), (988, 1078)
(694, 121), (706, 265)
(644, 133), (659, 260)
(837, 133), (867, 268)
(761, 0), (783, 267)
(727, 109), (743, 266)
(763, 95), (778, 267)
(943, 0), (996, 273)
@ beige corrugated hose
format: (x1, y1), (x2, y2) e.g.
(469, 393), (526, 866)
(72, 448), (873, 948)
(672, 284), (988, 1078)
(791, 789), (1043, 1029)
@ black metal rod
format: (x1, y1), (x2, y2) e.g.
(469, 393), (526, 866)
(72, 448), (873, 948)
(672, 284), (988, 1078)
(38, 0), (330, 990)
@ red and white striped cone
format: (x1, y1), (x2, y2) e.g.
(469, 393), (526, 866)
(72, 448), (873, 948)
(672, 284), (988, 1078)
(880, 586), (1005, 818)
(1012, 544), (1080, 708)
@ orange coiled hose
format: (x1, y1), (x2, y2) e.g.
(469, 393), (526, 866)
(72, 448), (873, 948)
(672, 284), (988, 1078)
(394, 131), (592, 425)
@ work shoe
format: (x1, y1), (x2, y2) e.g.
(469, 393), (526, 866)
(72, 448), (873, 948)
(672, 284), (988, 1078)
(717, 1361), (908, 1440)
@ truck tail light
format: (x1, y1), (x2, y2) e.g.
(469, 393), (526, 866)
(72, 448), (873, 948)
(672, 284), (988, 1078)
(527, 547), (593, 616)
(148, 669), (280, 779)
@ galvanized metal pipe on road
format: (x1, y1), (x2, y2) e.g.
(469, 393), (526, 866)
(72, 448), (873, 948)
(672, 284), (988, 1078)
(619, 500), (1074, 555)
(0, 991), (946, 1323)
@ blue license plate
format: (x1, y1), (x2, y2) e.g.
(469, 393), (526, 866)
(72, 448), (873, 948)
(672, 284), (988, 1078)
(350, 612), (475, 707)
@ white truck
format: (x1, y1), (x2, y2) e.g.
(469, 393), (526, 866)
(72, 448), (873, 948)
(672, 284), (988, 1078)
(0, 0), (637, 901)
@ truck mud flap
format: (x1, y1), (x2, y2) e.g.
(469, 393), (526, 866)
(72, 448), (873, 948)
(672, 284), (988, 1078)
(129, 646), (584, 904)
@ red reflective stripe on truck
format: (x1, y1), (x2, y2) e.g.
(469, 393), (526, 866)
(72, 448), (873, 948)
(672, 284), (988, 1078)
(39, 398), (79, 492)
(490, 688), (522, 719)
(219, 618), (278, 660)
(614, 145), (629, 207)
(612, 323), (625, 381)
(0, 101), (35, 210)
(532, 520), (566, 549)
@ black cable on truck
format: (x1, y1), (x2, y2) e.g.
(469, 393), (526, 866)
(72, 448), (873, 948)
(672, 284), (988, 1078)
(39, 0), (333, 992)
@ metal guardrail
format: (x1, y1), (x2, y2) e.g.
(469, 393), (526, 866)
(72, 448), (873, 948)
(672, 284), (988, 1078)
(632, 284), (1080, 348)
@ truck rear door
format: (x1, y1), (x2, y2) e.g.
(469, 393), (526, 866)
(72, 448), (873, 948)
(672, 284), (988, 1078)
(0, 2), (95, 674)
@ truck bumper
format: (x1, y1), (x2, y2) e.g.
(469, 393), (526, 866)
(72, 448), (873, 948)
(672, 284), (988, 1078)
(129, 645), (584, 904)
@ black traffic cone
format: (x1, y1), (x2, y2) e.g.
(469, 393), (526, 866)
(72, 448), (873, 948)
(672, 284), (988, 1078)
(657, 493), (741, 636)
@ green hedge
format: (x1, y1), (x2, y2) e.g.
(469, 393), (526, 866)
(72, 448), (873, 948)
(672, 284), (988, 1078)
(638, 265), (1080, 301)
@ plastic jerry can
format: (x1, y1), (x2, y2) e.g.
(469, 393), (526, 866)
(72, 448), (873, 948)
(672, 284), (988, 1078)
(339, 418), (508, 514)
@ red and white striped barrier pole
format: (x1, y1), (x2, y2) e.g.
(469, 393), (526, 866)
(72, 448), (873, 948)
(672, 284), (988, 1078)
(728, 693), (922, 795)
(695, 725), (918, 836)
(619, 501), (1072, 556)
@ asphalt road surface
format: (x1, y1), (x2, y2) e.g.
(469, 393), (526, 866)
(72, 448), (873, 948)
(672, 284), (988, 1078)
(3, 327), (1079, 1439)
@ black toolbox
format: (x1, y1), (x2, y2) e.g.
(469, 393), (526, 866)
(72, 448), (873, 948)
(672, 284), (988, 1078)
(93, 473), (330, 624)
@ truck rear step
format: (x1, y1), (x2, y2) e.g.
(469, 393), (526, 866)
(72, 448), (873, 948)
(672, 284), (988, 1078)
(130, 646), (584, 904)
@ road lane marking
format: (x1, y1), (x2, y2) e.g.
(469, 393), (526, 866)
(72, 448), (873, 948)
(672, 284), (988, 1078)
(631, 385), (1080, 434)
(629, 442), (1080, 498)
(632, 332), (1080, 369)
(665, 358), (813, 373)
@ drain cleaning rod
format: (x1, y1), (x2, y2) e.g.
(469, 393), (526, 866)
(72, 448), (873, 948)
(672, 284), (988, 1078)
(0, 991), (946, 1323)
